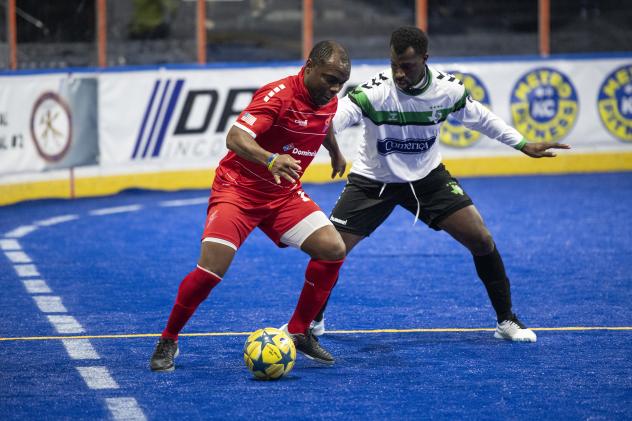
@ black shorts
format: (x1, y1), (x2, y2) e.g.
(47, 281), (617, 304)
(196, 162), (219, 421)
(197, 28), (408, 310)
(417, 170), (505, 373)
(329, 164), (473, 236)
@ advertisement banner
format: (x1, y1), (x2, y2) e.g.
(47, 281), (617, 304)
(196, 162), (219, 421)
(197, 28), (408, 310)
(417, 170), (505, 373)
(2, 56), (631, 205)
(98, 57), (632, 172)
(0, 74), (98, 175)
(99, 66), (300, 169)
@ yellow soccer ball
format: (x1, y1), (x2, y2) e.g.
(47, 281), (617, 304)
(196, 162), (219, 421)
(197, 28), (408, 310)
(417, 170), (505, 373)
(243, 327), (296, 380)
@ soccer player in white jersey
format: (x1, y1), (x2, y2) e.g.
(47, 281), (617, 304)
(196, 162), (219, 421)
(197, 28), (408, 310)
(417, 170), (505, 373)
(311, 26), (570, 342)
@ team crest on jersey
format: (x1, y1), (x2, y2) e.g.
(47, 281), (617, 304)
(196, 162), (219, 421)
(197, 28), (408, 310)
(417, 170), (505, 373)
(597, 64), (632, 142)
(510, 67), (579, 143)
(439, 71), (491, 148)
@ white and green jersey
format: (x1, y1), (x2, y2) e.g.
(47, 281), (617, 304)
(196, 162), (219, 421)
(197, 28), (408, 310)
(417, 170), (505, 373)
(334, 66), (525, 183)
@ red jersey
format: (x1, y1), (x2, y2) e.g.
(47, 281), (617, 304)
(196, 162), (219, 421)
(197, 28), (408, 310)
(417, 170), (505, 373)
(213, 68), (337, 199)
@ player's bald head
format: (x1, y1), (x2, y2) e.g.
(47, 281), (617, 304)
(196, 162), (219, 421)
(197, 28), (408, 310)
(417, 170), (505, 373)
(308, 40), (350, 72)
(303, 40), (350, 106)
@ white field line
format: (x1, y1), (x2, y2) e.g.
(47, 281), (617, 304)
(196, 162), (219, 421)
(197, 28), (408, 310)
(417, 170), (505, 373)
(76, 366), (119, 389)
(8, 209), (147, 420)
(47, 315), (85, 334)
(33, 296), (68, 313)
(0, 239), (21, 250)
(105, 397), (147, 421)
(159, 197), (208, 207)
(62, 339), (100, 360)
(22, 279), (52, 294)
(5, 225), (38, 238)
(35, 215), (79, 226)
(14, 264), (40, 277)
(4, 251), (31, 263)
(90, 205), (142, 216)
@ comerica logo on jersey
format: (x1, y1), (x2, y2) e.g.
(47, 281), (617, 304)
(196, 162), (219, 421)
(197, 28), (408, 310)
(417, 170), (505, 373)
(377, 136), (437, 155)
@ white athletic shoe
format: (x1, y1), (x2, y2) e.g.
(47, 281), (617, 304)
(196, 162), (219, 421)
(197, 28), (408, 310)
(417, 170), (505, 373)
(280, 320), (325, 336)
(310, 318), (325, 336)
(494, 315), (537, 342)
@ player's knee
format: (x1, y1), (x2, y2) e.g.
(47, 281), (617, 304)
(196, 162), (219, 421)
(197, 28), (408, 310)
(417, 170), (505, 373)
(313, 236), (346, 261)
(197, 262), (227, 278)
(197, 253), (230, 278)
(328, 237), (347, 260)
(470, 231), (494, 255)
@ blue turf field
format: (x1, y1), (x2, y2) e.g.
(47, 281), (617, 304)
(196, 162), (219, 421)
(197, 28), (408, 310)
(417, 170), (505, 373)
(1, 172), (631, 420)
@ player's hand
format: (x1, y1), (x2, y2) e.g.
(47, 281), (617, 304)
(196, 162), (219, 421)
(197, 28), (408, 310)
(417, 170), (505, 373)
(521, 142), (571, 158)
(330, 150), (347, 179)
(269, 154), (302, 184)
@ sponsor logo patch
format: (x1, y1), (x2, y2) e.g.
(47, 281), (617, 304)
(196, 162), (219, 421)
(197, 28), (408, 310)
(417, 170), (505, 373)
(330, 216), (348, 225)
(376, 136), (436, 156)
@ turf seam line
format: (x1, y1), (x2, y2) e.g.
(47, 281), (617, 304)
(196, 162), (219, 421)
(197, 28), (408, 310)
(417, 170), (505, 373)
(2, 326), (631, 341)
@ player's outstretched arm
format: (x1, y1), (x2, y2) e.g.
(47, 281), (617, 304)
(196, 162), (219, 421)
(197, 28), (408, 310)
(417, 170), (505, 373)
(520, 142), (571, 158)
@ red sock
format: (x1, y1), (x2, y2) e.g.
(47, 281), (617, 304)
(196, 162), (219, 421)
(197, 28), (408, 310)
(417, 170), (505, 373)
(162, 266), (221, 340)
(287, 258), (344, 335)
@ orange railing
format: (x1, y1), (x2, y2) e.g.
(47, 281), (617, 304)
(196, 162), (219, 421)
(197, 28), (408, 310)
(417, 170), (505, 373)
(4, 0), (554, 70)
(7, 0), (17, 70)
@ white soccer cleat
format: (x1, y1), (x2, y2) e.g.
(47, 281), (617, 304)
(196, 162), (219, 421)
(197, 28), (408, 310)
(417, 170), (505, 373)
(494, 315), (537, 342)
(310, 318), (325, 336)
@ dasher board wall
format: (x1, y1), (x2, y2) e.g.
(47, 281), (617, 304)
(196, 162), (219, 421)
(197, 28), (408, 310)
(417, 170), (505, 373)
(1, 54), (631, 205)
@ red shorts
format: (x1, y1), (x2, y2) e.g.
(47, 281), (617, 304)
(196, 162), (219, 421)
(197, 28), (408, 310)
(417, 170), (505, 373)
(201, 185), (323, 249)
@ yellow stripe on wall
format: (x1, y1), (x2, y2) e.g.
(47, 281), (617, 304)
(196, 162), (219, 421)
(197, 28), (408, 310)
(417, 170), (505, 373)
(1, 152), (631, 206)
(73, 169), (214, 198)
(0, 169), (215, 206)
(441, 151), (632, 177)
(0, 178), (72, 205)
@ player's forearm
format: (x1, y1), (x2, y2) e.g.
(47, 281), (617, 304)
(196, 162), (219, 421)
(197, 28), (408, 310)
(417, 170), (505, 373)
(459, 101), (523, 149)
(226, 127), (272, 166)
(332, 96), (362, 134)
(322, 126), (342, 157)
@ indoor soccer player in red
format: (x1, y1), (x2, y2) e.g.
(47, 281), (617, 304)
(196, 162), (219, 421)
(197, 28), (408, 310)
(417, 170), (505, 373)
(150, 41), (351, 371)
